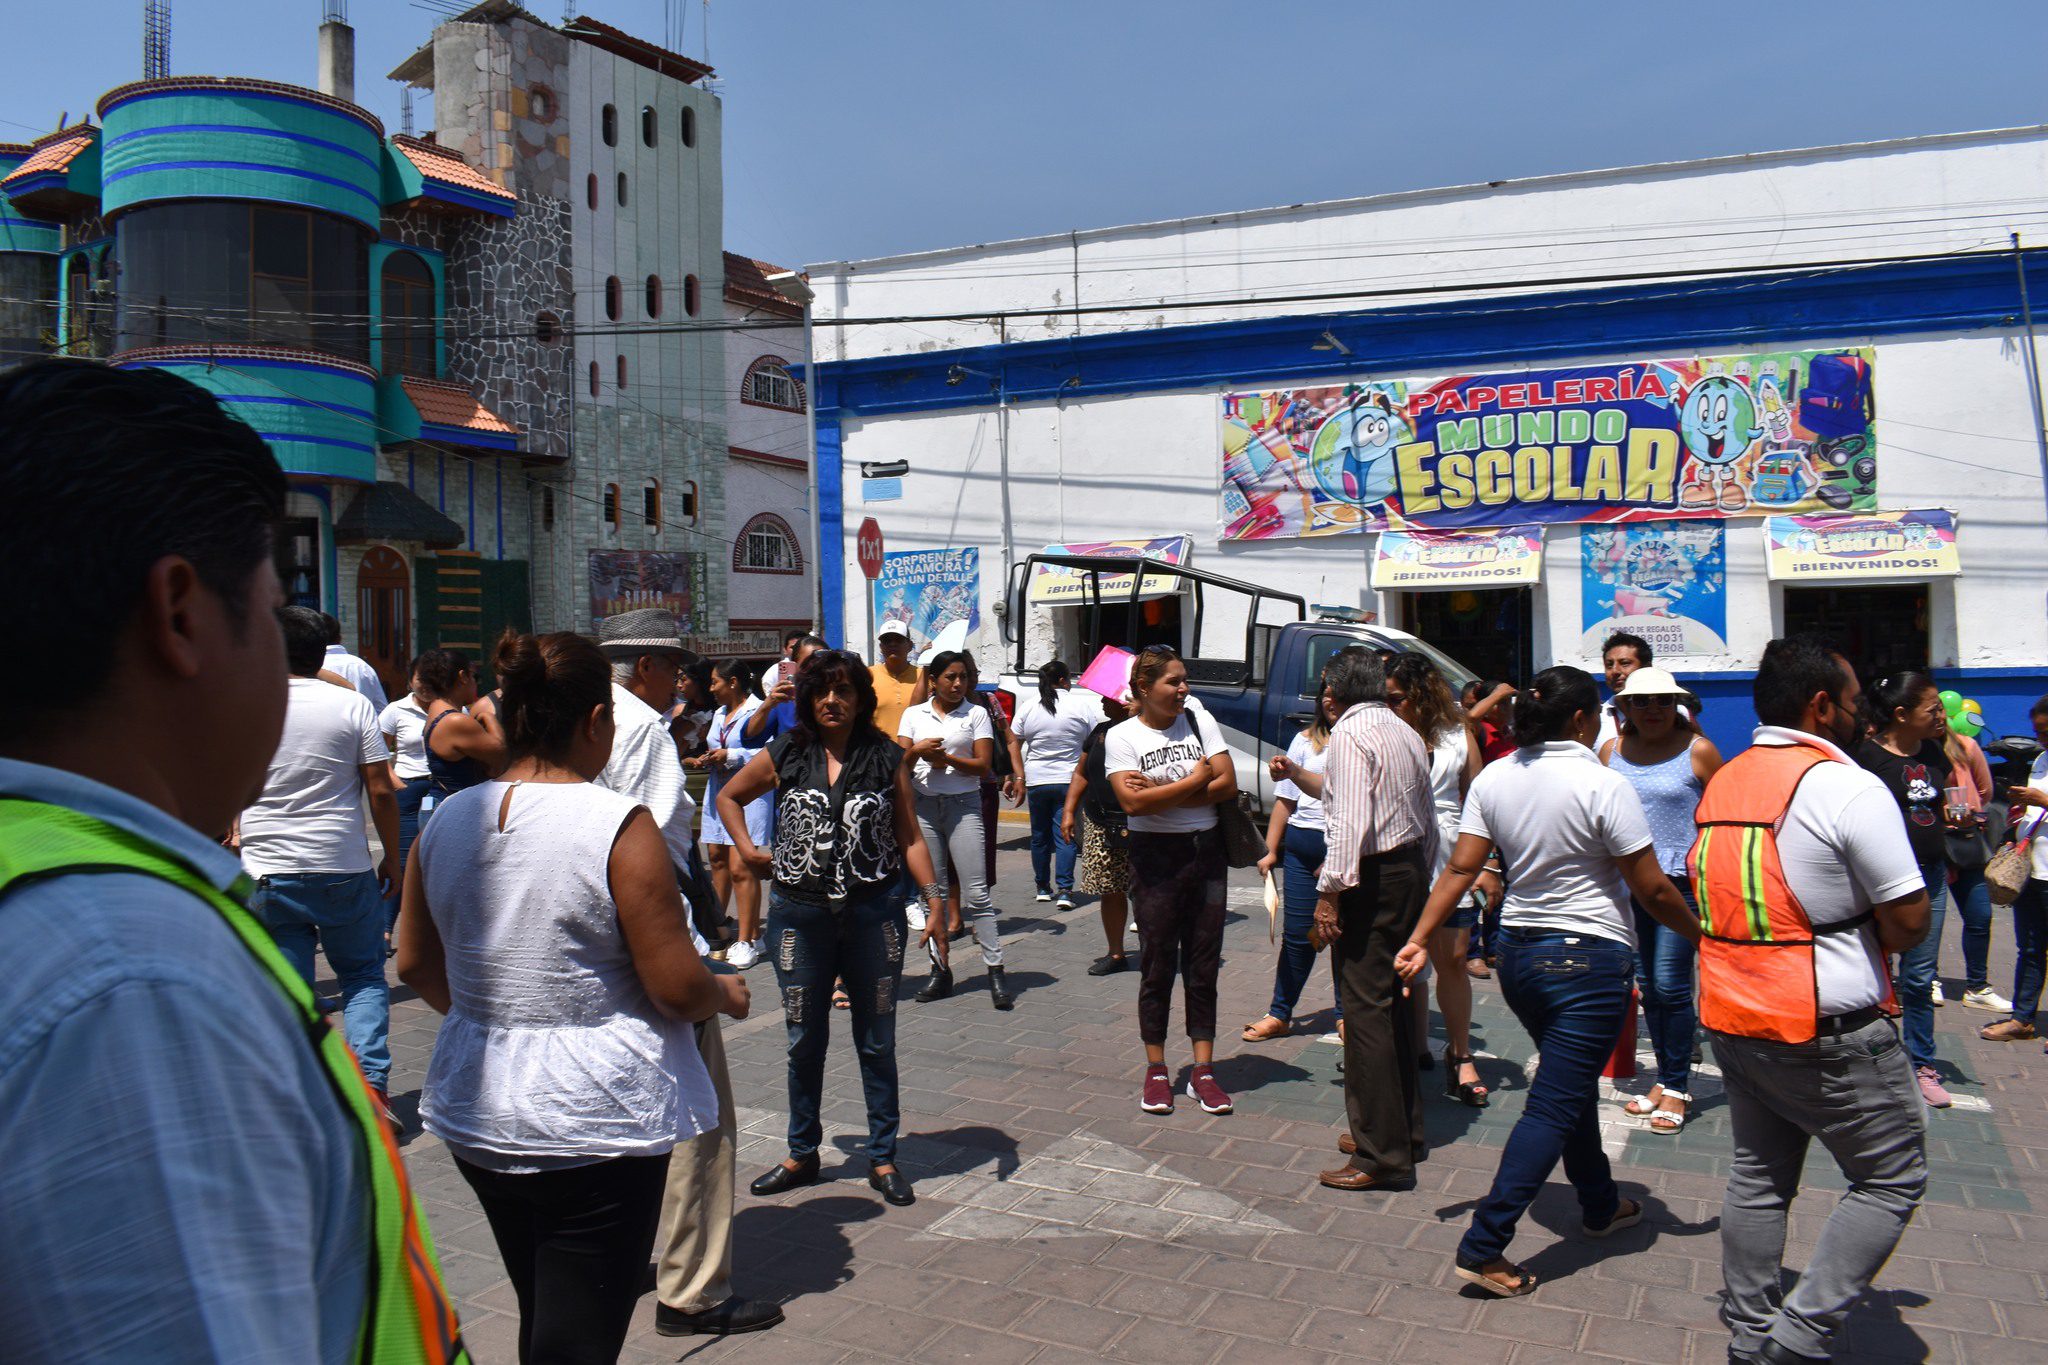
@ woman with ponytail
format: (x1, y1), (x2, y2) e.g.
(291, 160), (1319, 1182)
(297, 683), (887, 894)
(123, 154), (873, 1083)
(1853, 670), (1959, 1108)
(1013, 659), (1105, 909)
(1395, 665), (1695, 1297)
(400, 631), (748, 1358)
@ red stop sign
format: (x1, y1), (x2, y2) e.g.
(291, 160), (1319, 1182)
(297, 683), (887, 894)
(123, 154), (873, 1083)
(856, 517), (884, 579)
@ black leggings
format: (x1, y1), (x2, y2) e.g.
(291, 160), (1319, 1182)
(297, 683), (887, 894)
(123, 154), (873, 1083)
(1127, 827), (1228, 1046)
(456, 1153), (670, 1365)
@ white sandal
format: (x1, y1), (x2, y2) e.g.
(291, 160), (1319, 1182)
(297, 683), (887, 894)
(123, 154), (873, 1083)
(1646, 1092), (1691, 1134)
(1621, 1084), (1664, 1118)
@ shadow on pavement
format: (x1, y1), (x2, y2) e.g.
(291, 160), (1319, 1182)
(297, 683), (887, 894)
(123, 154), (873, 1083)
(732, 1194), (879, 1306)
(1207, 1050), (1313, 1096)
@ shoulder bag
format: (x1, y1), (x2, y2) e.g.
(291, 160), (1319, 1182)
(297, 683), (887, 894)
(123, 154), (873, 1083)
(1985, 811), (2045, 906)
(1216, 795), (1266, 869)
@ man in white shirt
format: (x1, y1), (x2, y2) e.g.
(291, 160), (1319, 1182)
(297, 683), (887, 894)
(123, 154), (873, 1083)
(319, 613), (387, 710)
(240, 606), (401, 1123)
(1707, 636), (1930, 1365)
(593, 609), (782, 1340)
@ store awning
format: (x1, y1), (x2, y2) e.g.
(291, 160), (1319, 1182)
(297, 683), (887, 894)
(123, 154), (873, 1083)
(1370, 525), (1545, 591)
(1764, 509), (1958, 582)
(334, 481), (466, 549)
(1028, 535), (1193, 605)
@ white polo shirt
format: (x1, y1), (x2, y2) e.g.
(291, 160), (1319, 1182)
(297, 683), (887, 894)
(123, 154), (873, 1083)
(378, 693), (432, 781)
(1747, 726), (1924, 1014)
(897, 698), (995, 797)
(240, 678), (385, 877)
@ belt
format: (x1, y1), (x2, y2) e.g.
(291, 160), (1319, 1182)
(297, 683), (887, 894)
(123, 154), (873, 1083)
(1358, 839), (1423, 863)
(1813, 1004), (1885, 1037)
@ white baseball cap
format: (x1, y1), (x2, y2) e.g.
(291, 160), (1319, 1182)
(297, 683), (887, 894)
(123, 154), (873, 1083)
(877, 619), (911, 640)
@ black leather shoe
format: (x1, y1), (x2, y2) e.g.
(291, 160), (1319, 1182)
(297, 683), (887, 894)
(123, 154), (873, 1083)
(655, 1296), (786, 1337)
(868, 1165), (915, 1206)
(915, 965), (953, 1003)
(748, 1158), (819, 1197)
(1752, 1342), (1826, 1365)
(987, 965), (1014, 1010)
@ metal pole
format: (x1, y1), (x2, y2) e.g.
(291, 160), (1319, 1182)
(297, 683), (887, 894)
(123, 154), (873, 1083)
(800, 295), (824, 634)
(2013, 233), (2048, 526)
(865, 573), (876, 661)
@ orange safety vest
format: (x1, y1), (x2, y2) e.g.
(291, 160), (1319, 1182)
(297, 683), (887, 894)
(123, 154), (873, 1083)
(1687, 739), (1893, 1045)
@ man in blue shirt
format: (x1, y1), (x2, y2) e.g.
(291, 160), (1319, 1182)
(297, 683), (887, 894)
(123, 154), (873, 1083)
(743, 633), (827, 745)
(0, 361), (375, 1360)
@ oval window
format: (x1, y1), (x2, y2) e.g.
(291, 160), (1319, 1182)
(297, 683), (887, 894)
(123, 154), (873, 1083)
(604, 276), (621, 321)
(601, 104), (617, 146)
(645, 275), (662, 319)
(680, 106), (696, 147)
(683, 274), (700, 316)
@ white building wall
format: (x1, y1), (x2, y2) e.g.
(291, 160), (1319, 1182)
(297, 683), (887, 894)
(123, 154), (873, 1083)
(816, 127), (2048, 686)
(721, 288), (814, 631)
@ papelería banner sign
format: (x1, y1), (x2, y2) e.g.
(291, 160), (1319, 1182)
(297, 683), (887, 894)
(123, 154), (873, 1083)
(1220, 348), (1875, 540)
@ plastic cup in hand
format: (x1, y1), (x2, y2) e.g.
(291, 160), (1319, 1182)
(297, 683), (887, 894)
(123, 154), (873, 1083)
(1945, 786), (1969, 824)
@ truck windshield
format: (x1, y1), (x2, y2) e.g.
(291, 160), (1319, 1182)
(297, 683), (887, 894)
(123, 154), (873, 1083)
(1302, 632), (1480, 695)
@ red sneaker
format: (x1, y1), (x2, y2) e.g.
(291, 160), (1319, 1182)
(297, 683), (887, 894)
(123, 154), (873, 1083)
(1140, 1064), (1174, 1114)
(1187, 1066), (1233, 1115)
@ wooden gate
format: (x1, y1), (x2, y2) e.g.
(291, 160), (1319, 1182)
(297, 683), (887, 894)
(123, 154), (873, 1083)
(356, 546), (411, 697)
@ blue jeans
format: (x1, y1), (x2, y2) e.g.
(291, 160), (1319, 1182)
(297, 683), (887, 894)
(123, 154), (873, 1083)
(1947, 863), (1993, 992)
(1460, 928), (1633, 1266)
(1027, 783), (1077, 895)
(766, 884), (907, 1165)
(2011, 879), (2048, 1025)
(254, 870), (391, 1090)
(1631, 878), (1698, 1093)
(1895, 861), (1949, 1068)
(1268, 823), (1338, 1023)
(384, 776), (430, 931)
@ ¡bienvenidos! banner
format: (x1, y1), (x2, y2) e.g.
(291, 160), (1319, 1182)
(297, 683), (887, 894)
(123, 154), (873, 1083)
(1371, 526), (1544, 590)
(1220, 348), (1875, 541)
(1764, 510), (1958, 582)
(1029, 535), (1194, 605)
(1581, 523), (1728, 659)
(873, 547), (980, 647)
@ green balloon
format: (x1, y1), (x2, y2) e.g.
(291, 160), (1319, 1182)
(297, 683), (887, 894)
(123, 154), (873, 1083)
(1939, 689), (1964, 716)
(1954, 713), (1985, 739)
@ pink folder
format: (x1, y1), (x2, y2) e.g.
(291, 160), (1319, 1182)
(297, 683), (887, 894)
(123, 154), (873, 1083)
(1075, 646), (1135, 704)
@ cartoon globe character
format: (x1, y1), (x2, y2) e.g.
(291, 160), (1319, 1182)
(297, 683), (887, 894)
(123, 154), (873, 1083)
(1308, 391), (1407, 512)
(1677, 374), (1761, 514)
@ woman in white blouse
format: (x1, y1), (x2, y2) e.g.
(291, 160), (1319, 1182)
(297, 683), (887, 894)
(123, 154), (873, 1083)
(399, 630), (748, 1362)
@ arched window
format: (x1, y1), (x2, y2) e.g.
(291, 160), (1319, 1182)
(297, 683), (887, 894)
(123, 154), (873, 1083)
(586, 173), (598, 210)
(680, 106), (696, 147)
(534, 311), (561, 345)
(529, 86), (556, 123)
(588, 361), (600, 397)
(604, 276), (621, 321)
(734, 514), (803, 574)
(603, 482), (620, 528)
(679, 480), (699, 524)
(616, 172), (628, 207)
(683, 274), (700, 316)
(742, 355), (805, 410)
(644, 274), (662, 318)
(380, 250), (435, 376)
(601, 104), (617, 146)
(616, 354), (628, 390)
(641, 105), (658, 147)
(642, 479), (661, 529)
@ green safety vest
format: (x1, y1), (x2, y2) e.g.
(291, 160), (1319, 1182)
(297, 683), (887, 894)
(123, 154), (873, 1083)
(0, 797), (468, 1365)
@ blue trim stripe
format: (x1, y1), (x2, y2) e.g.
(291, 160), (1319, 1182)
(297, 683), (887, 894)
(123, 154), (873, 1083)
(103, 123), (381, 173)
(254, 430), (376, 454)
(212, 393), (377, 422)
(422, 421), (519, 450)
(99, 84), (381, 136)
(418, 181), (516, 218)
(102, 159), (379, 207)
(0, 215), (57, 231)
(375, 239), (445, 259)
(3, 172), (66, 198)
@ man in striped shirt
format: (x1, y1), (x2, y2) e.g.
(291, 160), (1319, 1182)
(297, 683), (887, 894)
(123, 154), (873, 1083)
(1311, 647), (1438, 1192)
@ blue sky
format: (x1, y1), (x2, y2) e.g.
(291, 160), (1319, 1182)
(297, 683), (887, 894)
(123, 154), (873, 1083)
(7, 1), (2048, 270)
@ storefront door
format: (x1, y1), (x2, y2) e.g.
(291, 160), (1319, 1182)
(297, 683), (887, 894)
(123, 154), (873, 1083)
(1403, 588), (1534, 688)
(356, 546), (411, 698)
(1782, 584), (1929, 681)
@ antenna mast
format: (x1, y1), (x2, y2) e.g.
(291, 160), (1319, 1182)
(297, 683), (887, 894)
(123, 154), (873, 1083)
(142, 0), (171, 80)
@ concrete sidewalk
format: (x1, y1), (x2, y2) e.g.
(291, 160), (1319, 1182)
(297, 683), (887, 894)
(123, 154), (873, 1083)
(375, 834), (2048, 1363)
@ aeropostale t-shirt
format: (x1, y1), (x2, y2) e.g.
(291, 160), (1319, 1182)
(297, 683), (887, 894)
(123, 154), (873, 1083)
(1103, 708), (1227, 835)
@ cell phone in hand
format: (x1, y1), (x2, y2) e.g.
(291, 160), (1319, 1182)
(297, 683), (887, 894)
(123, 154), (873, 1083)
(777, 659), (796, 687)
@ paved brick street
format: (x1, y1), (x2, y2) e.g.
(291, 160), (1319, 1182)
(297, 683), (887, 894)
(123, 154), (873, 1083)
(368, 826), (2048, 1363)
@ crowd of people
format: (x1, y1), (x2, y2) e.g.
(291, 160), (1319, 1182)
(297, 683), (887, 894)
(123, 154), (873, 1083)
(5, 360), (2046, 1365)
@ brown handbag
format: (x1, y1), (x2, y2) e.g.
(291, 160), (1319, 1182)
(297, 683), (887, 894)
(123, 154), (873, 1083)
(1216, 796), (1266, 869)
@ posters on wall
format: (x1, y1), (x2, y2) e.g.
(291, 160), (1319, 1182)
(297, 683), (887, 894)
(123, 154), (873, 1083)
(1220, 348), (1876, 540)
(1371, 526), (1544, 590)
(1580, 524), (1728, 658)
(1763, 509), (1959, 581)
(1028, 535), (1194, 605)
(588, 550), (707, 632)
(872, 547), (980, 648)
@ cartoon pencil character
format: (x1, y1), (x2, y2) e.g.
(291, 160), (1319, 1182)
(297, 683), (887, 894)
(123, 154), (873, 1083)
(1308, 390), (1408, 516)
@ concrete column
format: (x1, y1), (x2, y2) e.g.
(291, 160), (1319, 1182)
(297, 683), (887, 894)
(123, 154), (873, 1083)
(318, 21), (356, 104)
